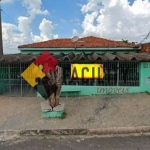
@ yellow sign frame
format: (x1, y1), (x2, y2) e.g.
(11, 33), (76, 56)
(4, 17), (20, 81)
(71, 64), (104, 79)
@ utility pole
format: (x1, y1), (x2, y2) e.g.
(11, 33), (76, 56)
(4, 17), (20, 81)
(0, 0), (3, 55)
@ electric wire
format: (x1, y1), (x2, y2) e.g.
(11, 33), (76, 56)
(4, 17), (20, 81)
(139, 31), (150, 44)
(1, 9), (17, 25)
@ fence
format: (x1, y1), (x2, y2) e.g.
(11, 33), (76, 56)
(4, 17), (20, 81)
(0, 61), (140, 97)
(0, 62), (36, 97)
(59, 61), (140, 86)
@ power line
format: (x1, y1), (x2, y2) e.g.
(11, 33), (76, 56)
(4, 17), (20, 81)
(139, 31), (150, 44)
(137, 33), (148, 39)
(1, 9), (17, 25)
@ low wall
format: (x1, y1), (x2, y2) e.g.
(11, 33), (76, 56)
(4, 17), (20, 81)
(37, 84), (150, 98)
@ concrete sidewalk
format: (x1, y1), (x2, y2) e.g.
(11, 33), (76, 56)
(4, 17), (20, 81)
(0, 93), (150, 135)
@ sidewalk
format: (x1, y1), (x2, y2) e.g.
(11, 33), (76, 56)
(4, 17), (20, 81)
(0, 93), (150, 135)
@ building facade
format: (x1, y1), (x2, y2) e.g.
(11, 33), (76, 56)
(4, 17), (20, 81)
(0, 36), (150, 97)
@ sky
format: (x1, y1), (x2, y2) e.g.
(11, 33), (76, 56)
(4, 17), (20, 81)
(1, 0), (150, 54)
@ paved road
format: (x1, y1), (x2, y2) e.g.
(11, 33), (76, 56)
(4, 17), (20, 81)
(0, 135), (150, 150)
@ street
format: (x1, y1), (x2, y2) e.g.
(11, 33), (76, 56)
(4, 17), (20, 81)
(0, 135), (150, 150)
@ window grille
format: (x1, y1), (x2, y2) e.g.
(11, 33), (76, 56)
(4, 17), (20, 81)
(0, 61), (140, 97)
(59, 61), (140, 86)
(0, 62), (36, 96)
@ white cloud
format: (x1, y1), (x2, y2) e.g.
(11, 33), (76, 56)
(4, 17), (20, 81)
(81, 0), (102, 13)
(31, 18), (57, 42)
(2, 0), (57, 54)
(22, 0), (49, 17)
(72, 29), (79, 37)
(80, 0), (150, 43)
(18, 16), (31, 42)
(39, 18), (54, 39)
(2, 22), (25, 54)
(53, 34), (59, 39)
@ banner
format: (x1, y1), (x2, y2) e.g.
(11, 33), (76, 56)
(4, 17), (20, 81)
(71, 64), (104, 79)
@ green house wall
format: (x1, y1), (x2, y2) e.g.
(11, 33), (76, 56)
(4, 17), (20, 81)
(36, 62), (150, 97)
(19, 47), (150, 97)
(19, 47), (139, 55)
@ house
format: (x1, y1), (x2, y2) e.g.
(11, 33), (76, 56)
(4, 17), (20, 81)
(0, 36), (150, 97)
(141, 43), (150, 53)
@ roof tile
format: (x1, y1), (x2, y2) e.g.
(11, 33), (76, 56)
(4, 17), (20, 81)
(18, 36), (139, 48)
(141, 43), (150, 52)
(1, 52), (150, 63)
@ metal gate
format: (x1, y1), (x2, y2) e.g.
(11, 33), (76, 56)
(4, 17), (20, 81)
(0, 62), (36, 97)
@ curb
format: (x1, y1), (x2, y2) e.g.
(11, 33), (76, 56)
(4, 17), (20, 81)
(0, 126), (150, 136)
(88, 126), (150, 135)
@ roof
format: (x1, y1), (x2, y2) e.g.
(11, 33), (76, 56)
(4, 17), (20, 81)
(141, 43), (150, 52)
(18, 36), (139, 49)
(0, 52), (150, 63)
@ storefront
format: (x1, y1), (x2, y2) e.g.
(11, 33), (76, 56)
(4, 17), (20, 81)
(0, 36), (150, 97)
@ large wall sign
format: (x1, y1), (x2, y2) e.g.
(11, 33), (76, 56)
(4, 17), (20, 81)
(71, 64), (104, 79)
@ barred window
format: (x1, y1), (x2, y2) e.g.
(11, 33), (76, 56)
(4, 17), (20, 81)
(60, 62), (140, 86)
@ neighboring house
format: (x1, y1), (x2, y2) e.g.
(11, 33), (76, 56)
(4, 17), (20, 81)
(0, 36), (150, 97)
(141, 43), (150, 53)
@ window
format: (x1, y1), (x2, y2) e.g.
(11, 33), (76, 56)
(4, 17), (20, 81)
(60, 62), (140, 86)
